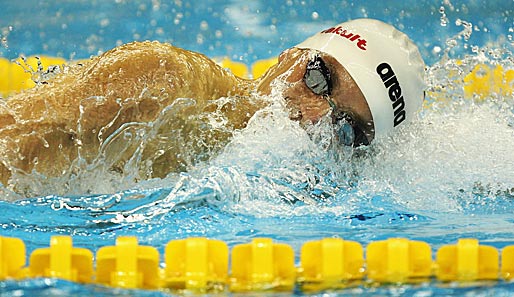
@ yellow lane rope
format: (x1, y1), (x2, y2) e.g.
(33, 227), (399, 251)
(1, 235), (513, 292)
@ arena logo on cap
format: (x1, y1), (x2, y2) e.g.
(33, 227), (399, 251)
(320, 26), (367, 50)
(376, 62), (406, 127)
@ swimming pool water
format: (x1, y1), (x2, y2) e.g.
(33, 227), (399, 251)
(1, 0), (514, 295)
(2, 0), (512, 64)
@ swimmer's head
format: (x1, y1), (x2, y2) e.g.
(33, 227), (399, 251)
(258, 18), (425, 146)
(295, 18), (425, 143)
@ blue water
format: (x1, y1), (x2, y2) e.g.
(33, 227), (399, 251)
(2, 0), (512, 64)
(1, 0), (514, 296)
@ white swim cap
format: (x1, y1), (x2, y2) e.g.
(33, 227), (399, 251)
(295, 18), (425, 139)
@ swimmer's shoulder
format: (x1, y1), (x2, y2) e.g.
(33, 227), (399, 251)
(109, 40), (178, 53)
(99, 40), (208, 62)
(82, 40), (216, 77)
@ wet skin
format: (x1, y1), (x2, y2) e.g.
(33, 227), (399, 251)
(0, 41), (373, 190)
(258, 47), (374, 142)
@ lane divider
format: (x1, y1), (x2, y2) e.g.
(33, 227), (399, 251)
(463, 63), (514, 100)
(0, 56), (67, 96)
(1, 235), (514, 292)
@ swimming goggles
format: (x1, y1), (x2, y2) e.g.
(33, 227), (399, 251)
(303, 55), (369, 147)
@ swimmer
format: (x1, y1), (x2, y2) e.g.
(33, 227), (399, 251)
(0, 19), (425, 190)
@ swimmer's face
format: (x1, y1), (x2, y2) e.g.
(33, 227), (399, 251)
(257, 48), (375, 145)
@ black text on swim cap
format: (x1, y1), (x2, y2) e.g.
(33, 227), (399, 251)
(376, 62), (406, 127)
(320, 26), (367, 50)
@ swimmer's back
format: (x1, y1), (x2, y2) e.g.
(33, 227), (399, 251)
(0, 41), (261, 187)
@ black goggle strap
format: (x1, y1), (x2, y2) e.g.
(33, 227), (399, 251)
(304, 55), (331, 96)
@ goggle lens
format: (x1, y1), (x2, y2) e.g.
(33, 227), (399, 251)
(304, 55), (331, 96)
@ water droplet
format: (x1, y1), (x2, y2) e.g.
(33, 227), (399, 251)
(51, 200), (64, 210)
(200, 20), (208, 31)
(196, 33), (204, 45)
(1, 36), (7, 48)
(439, 6), (448, 27)
(100, 18), (110, 28)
